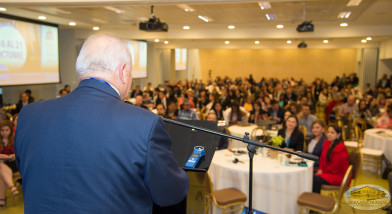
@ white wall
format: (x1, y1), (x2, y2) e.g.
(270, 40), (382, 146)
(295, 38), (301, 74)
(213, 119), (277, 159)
(378, 39), (392, 80)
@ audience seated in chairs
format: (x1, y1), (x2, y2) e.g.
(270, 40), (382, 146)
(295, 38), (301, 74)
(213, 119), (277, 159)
(277, 115), (304, 151)
(224, 102), (248, 125)
(248, 101), (267, 124)
(0, 120), (19, 209)
(313, 125), (350, 193)
(306, 120), (327, 169)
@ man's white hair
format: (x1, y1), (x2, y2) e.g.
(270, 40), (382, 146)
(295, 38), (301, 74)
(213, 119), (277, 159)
(75, 34), (131, 78)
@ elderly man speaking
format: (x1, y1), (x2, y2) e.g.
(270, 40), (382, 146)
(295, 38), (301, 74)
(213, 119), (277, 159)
(15, 34), (189, 214)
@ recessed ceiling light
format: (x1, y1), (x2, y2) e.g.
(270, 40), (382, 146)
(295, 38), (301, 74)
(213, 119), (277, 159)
(38, 16), (47, 20)
(68, 22), (76, 26)
(228, 25), (235, 29)
(164, 41), (169, 44)
(366, 37), (372, 40)
(154, 39), (160, 43)
(340, 23), (348, 27)
(347, 0), (362, 7)
(178, 4), (194, 12)
(276, 24), (284, 29)
(198, 15), (210, 22)
(0, 7), (7, 12)
(92, 26), (100, 31)
(183, 26), (190, 30)
(225, 41), (230, 45)
(361, 39), (367, 43)
(287, 40), (292, 44)
(255, 41), (260, 44)
(103, 6), (124, 14)
(323, 40), (329, 43)
(258, 1), (271, 10)
(338, 11), (351, 19)
(265, 14), (276, 20)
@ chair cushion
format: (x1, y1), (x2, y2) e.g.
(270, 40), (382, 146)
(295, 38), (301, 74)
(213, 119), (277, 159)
(344, 141), (359, 148)
(297, 192), (335, 211)
(213, 188), (247, 206)
(361, 148), (383, 156)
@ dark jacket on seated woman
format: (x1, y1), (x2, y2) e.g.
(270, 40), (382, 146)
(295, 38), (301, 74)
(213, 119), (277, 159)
(277, 129), (304, 151)
(306, 134), (327, 169)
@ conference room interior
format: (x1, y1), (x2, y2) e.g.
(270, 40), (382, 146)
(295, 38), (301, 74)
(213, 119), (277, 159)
(1, 0), (392, 213)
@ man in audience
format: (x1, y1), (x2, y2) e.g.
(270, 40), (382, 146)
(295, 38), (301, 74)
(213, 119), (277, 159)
(156, 103), (166, 118)
(155, 90), (168, 109)
(58, 89), (68, 97)
(134, 94), (148, 109)
(178, 100), (198, 120)
(13, 92), (32, 114)
(206, 112), (228, 150)
(267, 99), (285, 124)
(299, 104), (318, 138)
(130, 85), (142, 98)
(15, 34), (189, 213)
(338, 94), (357, 121)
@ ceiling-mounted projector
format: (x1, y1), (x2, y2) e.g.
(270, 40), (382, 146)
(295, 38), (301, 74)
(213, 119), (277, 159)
(296, 21), (314, 32)
(139, 6), (168, 32)
(298, 42), (307, 48)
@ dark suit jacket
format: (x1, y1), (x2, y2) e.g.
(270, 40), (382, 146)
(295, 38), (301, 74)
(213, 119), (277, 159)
(306, 134), (327, 169)
(15, 79), (189, 214)
(267, 107), (285, 124)
(278, 128), (304, 151)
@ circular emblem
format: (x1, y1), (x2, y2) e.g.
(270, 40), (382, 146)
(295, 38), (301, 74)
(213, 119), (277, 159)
(344, 184), (391, 211)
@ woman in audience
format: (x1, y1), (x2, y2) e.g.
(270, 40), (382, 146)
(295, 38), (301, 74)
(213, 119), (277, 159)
(288, 103), (300, 116)
(376, 103), (392, 130)
(166, 101), (179, 119)
(307, 120), (327, 169)
(313, 125), (349, 193)
(277, 115), (304, 151)
(248, 101), (267, 124)
(353, 99), (374, 128)
(225, 102), (247, 125)
(0, 120), (19, 208)
(212, 102), (225, 121)
(377, 92), (387, 108)
(368, 97), (380, 117)
(242, 95), (254, 112)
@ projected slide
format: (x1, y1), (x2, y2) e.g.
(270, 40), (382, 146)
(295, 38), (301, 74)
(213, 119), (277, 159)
(0, 16), (59, 86)
(125, 40), (147, 78)
(175, 48), (187, 70)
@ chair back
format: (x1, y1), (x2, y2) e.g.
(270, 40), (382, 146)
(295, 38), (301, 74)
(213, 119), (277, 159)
(353, 117), (367, 131)
(333, 165), (353, 212)
(299, 125), (307, 152)
(251, 126), (269, 143)
(337, 119), (346, 140)
(349, 151), (361, 182)
(205, 173), (213, 195)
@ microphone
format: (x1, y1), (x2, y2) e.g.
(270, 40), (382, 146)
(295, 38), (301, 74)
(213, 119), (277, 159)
(296, 152), (319, 161)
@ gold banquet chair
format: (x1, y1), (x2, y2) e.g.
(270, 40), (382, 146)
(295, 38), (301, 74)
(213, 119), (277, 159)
(205, 173), (247, 214)
(344, 125), (364, 150)
(297, 165), (353, 214)
(251, 126), (269, 143)
(299, 125), (307, 152)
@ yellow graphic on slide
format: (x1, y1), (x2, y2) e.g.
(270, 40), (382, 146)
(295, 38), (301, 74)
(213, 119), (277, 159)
(0, 26), (27, 71)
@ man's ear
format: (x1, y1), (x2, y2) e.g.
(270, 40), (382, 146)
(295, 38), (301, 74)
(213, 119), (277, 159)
(118, 63), (127, 84)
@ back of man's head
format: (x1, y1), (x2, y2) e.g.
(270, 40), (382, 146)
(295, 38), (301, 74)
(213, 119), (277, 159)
(75, 34), (131, 79)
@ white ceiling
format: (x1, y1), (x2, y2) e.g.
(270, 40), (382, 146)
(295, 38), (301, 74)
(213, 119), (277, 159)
(1, 0), (392, 48)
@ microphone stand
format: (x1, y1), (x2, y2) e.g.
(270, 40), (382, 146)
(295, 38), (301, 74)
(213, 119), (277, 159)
(162, 118), (318, 214)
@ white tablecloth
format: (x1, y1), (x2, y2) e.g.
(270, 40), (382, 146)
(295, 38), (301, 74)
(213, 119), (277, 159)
(364, 128), (392, 164)
(209, 149), (313, 214)
(228, 125), (278, 148)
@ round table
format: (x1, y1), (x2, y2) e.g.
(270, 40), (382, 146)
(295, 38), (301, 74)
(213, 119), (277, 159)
(228, 125), (278, 148)
(209, 149), (313, 214)
(364, 128), (392, 167)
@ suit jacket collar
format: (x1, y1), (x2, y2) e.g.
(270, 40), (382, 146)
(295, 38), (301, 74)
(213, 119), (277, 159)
(76, 79), (122, 100)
